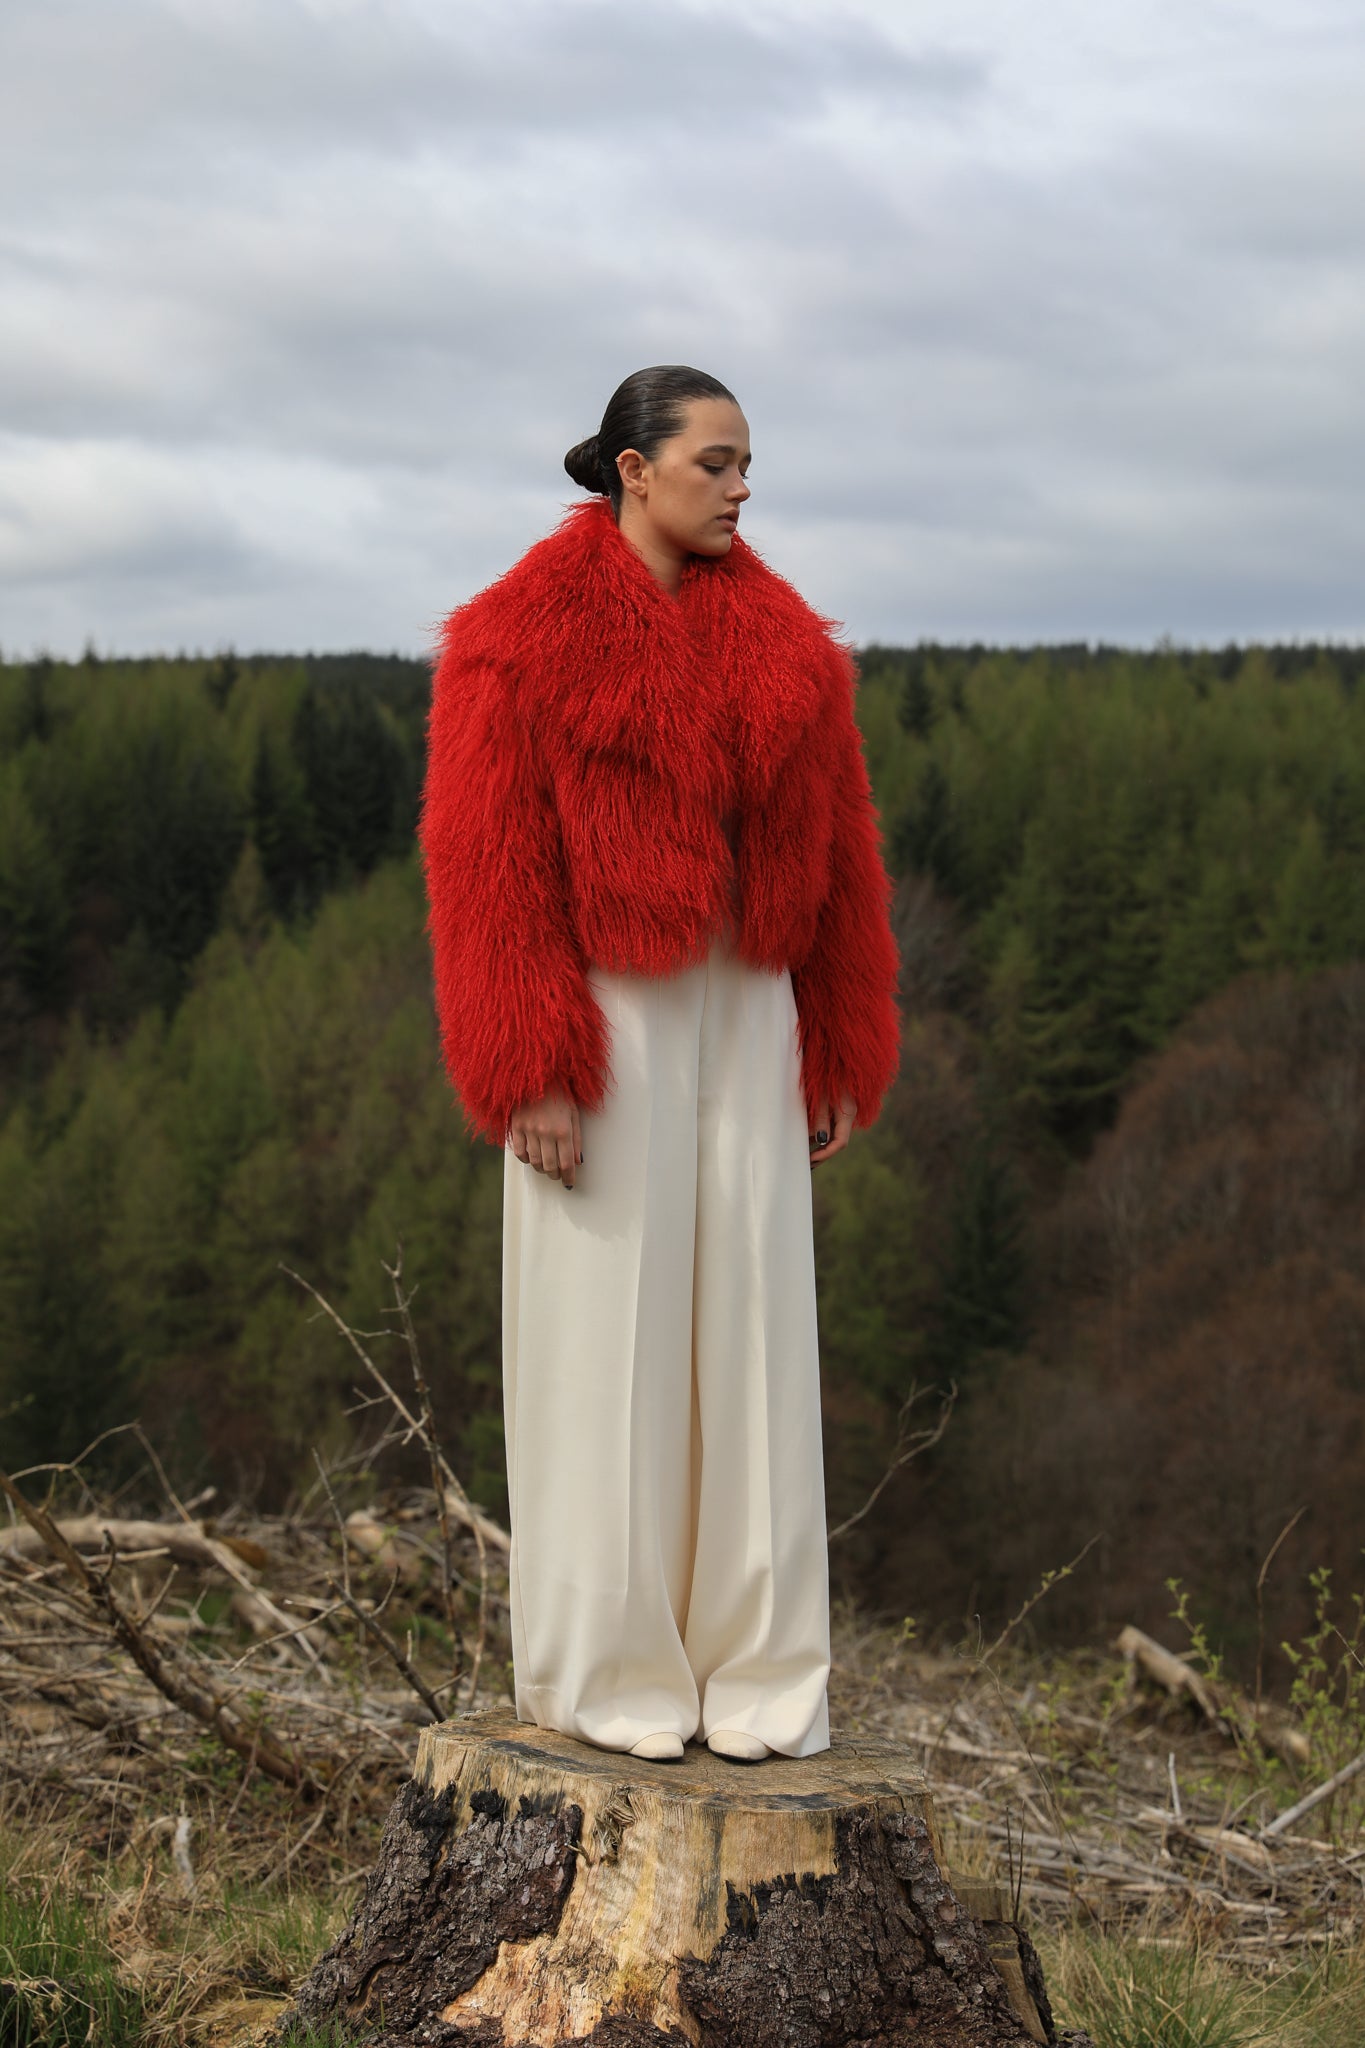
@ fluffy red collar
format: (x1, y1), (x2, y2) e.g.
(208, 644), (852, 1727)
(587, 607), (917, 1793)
(443, 498), (847, 802)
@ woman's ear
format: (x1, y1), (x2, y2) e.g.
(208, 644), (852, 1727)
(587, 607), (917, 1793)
(616, 448), (648, 499)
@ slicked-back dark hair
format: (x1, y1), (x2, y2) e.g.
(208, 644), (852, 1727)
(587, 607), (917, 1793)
(564, 365), (737, 513)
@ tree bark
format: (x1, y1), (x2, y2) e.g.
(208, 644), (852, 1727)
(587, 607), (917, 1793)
(281, 1708), (1091, 2048)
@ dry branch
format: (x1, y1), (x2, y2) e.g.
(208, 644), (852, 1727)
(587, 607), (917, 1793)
(279, 1262), (509, 1557)
(383, 1247), (464, 1701)
(826, 1379), (956, 1543)
(0, 1517), (248, 1572)
(1118, 1624), (1225, 1724)
(281, 1257), (508, 1708)
(1118, 1623), (1311, 1766)
(0, 1467), (325, 1794)
(1260, 1749), (1365, 1840)
(325, 1575), (442, 1722)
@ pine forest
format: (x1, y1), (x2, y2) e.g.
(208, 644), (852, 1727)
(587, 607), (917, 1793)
(4, 638), (1365, 1678)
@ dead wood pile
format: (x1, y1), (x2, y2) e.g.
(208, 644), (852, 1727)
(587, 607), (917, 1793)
(832, 1621), (1364, 1971)
(0, 1257), (1359, 2035)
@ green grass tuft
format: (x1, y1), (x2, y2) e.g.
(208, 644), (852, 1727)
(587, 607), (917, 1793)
(1045, 1932), (1365, 2048)
(0, 1876), (147, 2048)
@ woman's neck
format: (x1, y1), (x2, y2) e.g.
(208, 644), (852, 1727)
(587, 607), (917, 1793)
(615, 500), (687, 598)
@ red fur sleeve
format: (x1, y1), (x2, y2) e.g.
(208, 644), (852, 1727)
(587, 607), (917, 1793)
(791, 650), (902, 1129)
(419, 647), (611, 1145)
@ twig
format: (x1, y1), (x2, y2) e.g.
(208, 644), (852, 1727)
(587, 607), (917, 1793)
(235, 1684), (412, 1760)
(281, 1264), (507, 1553)
(981, 1535), (1101, 1665)
(172, 1811), (196, 1897)
(307, 1447), (444, 1718)
(826, 1382), (957, 1543)
(311, 1452), (353, 1605)
(258, 1795), (335, 1891)
(326, 1571), (442, 1723)
(0, 1466), (323, 1795)
(282, 1259), (501, 1707)
(1255, 1505), (1308, 1718)
(1260, 1751), (1365, 1841)
(219, 1600), (346, 1673)
(383, 1248), (464, 1704)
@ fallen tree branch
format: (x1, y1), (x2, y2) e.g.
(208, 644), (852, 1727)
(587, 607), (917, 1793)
(0, 1511), (325, 1675)
(0, 1516), (250, 1572)
(1260, 1750), (1365, 1841)
(1118, 1623), (1311, 1767)
(326, 1575), (441, 1723)
(1118, 1624), (1224, 1725)
(0, 1467), (325, 1796)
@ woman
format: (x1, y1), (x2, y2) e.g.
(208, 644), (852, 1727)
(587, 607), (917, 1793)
(420, 366), (899, 1764)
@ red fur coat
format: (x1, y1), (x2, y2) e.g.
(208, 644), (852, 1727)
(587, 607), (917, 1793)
(420, 497), (900, 1144)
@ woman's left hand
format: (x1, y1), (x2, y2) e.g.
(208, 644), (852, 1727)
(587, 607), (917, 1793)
(809, 1094), (856, 1167)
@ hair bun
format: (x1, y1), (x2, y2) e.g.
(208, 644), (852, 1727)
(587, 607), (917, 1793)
(564, 434), (608, 495)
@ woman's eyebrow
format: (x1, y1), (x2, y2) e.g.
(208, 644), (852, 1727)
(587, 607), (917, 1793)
(698, 442), (751, 459)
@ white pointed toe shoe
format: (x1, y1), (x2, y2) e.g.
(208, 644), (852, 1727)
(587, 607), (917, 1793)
(628, 1732), (685, 1761)
(706, 1729), (771, 1762)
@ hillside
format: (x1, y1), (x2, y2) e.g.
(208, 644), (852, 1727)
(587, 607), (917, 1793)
(3, 641), (1364, 1677)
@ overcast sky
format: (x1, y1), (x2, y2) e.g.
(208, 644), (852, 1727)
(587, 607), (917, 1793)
(3, 0), (1363, 657)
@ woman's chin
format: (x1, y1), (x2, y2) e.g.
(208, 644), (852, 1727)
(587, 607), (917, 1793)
(690, 529), (735, 559)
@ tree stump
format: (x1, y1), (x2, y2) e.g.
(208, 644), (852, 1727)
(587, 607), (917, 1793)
(282, 1708), (1090, 2048)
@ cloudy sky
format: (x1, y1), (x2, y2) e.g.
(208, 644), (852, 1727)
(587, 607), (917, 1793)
(3, 0), (1362, 657)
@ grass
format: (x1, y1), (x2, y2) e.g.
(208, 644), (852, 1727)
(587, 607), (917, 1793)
(826, 1594), (1365, 2048)
(1040, 1927), (1365, 2048)
(4, 1830), (1360, 2048)
(1, 1557), (1361, 2044)
(0, 1866), (145, 2047)
(0, 1822), (350, 2046)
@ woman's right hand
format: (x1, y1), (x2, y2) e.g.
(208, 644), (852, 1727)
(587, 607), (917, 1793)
(509, 1089), (583, 1189)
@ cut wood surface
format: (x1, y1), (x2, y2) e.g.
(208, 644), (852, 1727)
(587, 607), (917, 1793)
(285, 1707), (1088, 2047)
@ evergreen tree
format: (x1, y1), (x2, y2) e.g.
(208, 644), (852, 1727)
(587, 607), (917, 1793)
(0, 762), (70, 1013)
(251, 732), (320, 921)
(892, 759), (963, 896)
(1253, 815), (1340, 971)
(813, 1138), (928, 1404)
(928, 1134), (1027, 1380)
(896, 655), (938, 739)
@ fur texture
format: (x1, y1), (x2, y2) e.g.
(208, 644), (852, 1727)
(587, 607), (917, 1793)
(420, 498), (900, 1144)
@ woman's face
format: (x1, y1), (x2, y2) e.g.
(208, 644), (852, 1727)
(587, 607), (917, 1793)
(616, 397), (752, 561)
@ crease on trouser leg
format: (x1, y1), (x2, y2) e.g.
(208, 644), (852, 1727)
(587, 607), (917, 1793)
(501, 964), (705, 1750)
(685, 949), (831, 1758)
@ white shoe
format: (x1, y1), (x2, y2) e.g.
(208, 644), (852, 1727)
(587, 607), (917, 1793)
(628, 1732), (685, 1761)
(707, 1729), (771, 1762)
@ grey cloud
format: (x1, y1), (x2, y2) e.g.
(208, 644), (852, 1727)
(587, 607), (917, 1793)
(1, 0), (984, 188)
(2, 0), (1363, 655)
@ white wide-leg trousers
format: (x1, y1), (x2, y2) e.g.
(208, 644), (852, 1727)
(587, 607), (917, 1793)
(501, 939), (831, 1758)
